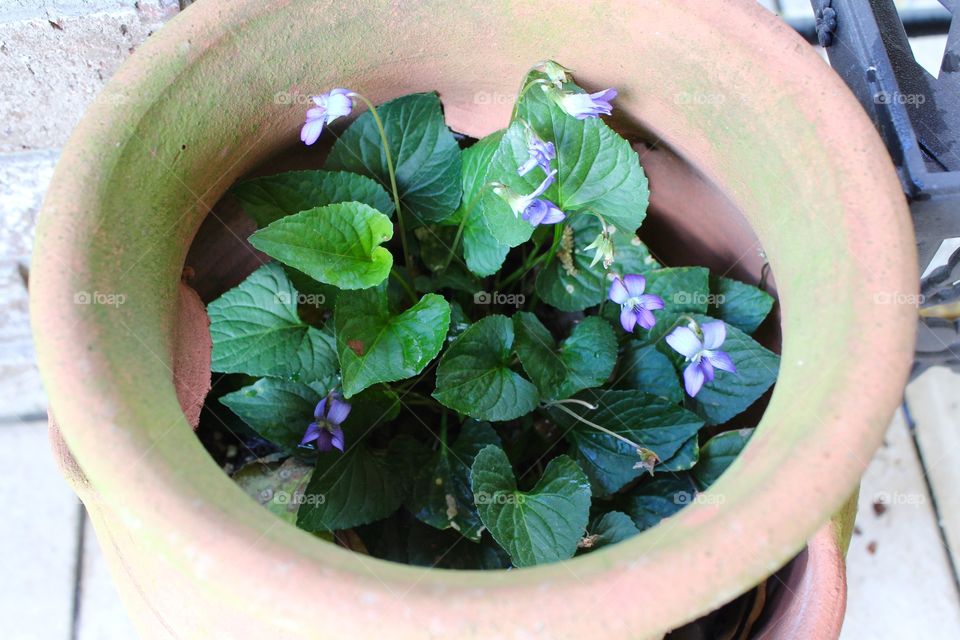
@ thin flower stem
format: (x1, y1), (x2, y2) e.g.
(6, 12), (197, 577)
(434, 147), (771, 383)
(510, 79), (549, 120)
(544, 401), (643, 451)
(440, 410), (448, 449)
(499, 235), (548, 289)
(390, 268), (417, 305)
(350, 92), (413, 274)
(441, 186), (488, 271)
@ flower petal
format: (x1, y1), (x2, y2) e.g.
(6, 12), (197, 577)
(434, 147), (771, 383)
(300, 422), (321, 446)
(701, 321), (727, 350)
(622, 274), (647, 297)
(666, 326), (703, 359)
(700, 358), (715, 383)
(324, 93), (353, 122)
(313, 398), (327, 419)
(330, 426), (345, 452)
(517, 156), (539, 176)
(529, 169), (557, 199)
(608, 277), (629, 304)
(300, 118), (325, 145)
(315, 428), (334, 452)
(638, 293), (665, 311)
(683, 362), (706, 397)
(325, 395), (352, 425)
(538, 200), (566, 224)
(620, 306), (638, 333)
(706, 349), (737, 374)
(636, 306), (656, 330)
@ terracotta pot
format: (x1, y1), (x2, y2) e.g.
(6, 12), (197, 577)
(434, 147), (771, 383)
(30, 0), (916, 637)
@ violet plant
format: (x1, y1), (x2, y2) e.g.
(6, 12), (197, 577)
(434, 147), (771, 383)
(206, 62), (779, 569)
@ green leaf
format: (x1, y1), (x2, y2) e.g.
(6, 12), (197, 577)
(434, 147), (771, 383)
(433, 315), (540, 421)
(659, 434), (700, 472)
(513, 313), (617, 400)
(548, 389), (704, 496)
(709, 276), (774, 335)
(535, 214), (660, 311)
(692, 428), (753, 490)
(219, 377), (333, 454)
(644, 267), (711, 315)
(407, 421), (502, 542)
(581, 511), (640, 553)
(406, 524), (511, 570)
(296, 439), (408, 532)
(454, 131), (510, 276)
(325, 92), (462, 224)
(516, 70), (649, 235)
(249, 202), (394, 290)
(621, 476), (695, 532)
(208, 263), (339, 380)
(233, 457), (316, 527)
(687, 314), (779, 424)
(334, 287), (451, 397)
(231, 170), (394, 227)
(471, 446), (591, 567)
(615, 342), (683, 403)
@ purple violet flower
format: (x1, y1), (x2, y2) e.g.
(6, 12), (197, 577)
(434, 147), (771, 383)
(301, 88), (354, 146)
(547, 86), (618, 119)
(300, 392), (351, 452)
(491, 169), (566, 227)
(518, 128), (556, 177)
(608, 274), (665, 333)
(665, 321), (737, 398)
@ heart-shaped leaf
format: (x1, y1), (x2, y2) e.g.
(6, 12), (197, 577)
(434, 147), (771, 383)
(614, 342), (683, 403)
(335, 287), (451, 397)
(297, 438), (409, 532)
(471, 445), (591, 567)
(548, 389), (704, 496)
(325, 92), (462, 225)
(580, 511), (640, 553)
(513, 313), (617, 400)
(208, 263), (339, 380)
(232, 170), (394, 227)
(709, 276), (774, 335)
(692, 428), (753, 490)
(233, 457), (317, 527)
(451, 130), (510, 276)
(433, 315), (539, 421)
(249, 202), (394, 290)
(621, 475), (695, 532)
(406, 420), (502, 541)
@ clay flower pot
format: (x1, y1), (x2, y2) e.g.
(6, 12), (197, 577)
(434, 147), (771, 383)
(31, 0), (916, 638)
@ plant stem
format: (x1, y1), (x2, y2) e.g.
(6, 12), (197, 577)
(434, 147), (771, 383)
(350, 92), (413, 274)
(391, 268), (417, 305)
(545, 401), (643, 451)
(441, 187), (487, 271)
(511, 79), (548, 120)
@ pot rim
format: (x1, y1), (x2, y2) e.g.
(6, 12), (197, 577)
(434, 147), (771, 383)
(30, 0), (916, 636)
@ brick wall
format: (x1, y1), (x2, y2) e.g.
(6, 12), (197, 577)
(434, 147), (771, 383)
(0, 0), (181, 420)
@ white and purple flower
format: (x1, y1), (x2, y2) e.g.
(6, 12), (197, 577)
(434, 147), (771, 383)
(300, 392), (350, 452)
(491, 170), (566, 227)
(518, 127), (556, 177)
(608, 274), (665, 333)
(547, 86), (618, 119)
(301, 88), (354, 146)
(666, 321), (737, 398)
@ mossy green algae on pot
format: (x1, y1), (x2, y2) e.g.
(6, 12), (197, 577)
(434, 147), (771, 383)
(30, 0), (916, 637)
